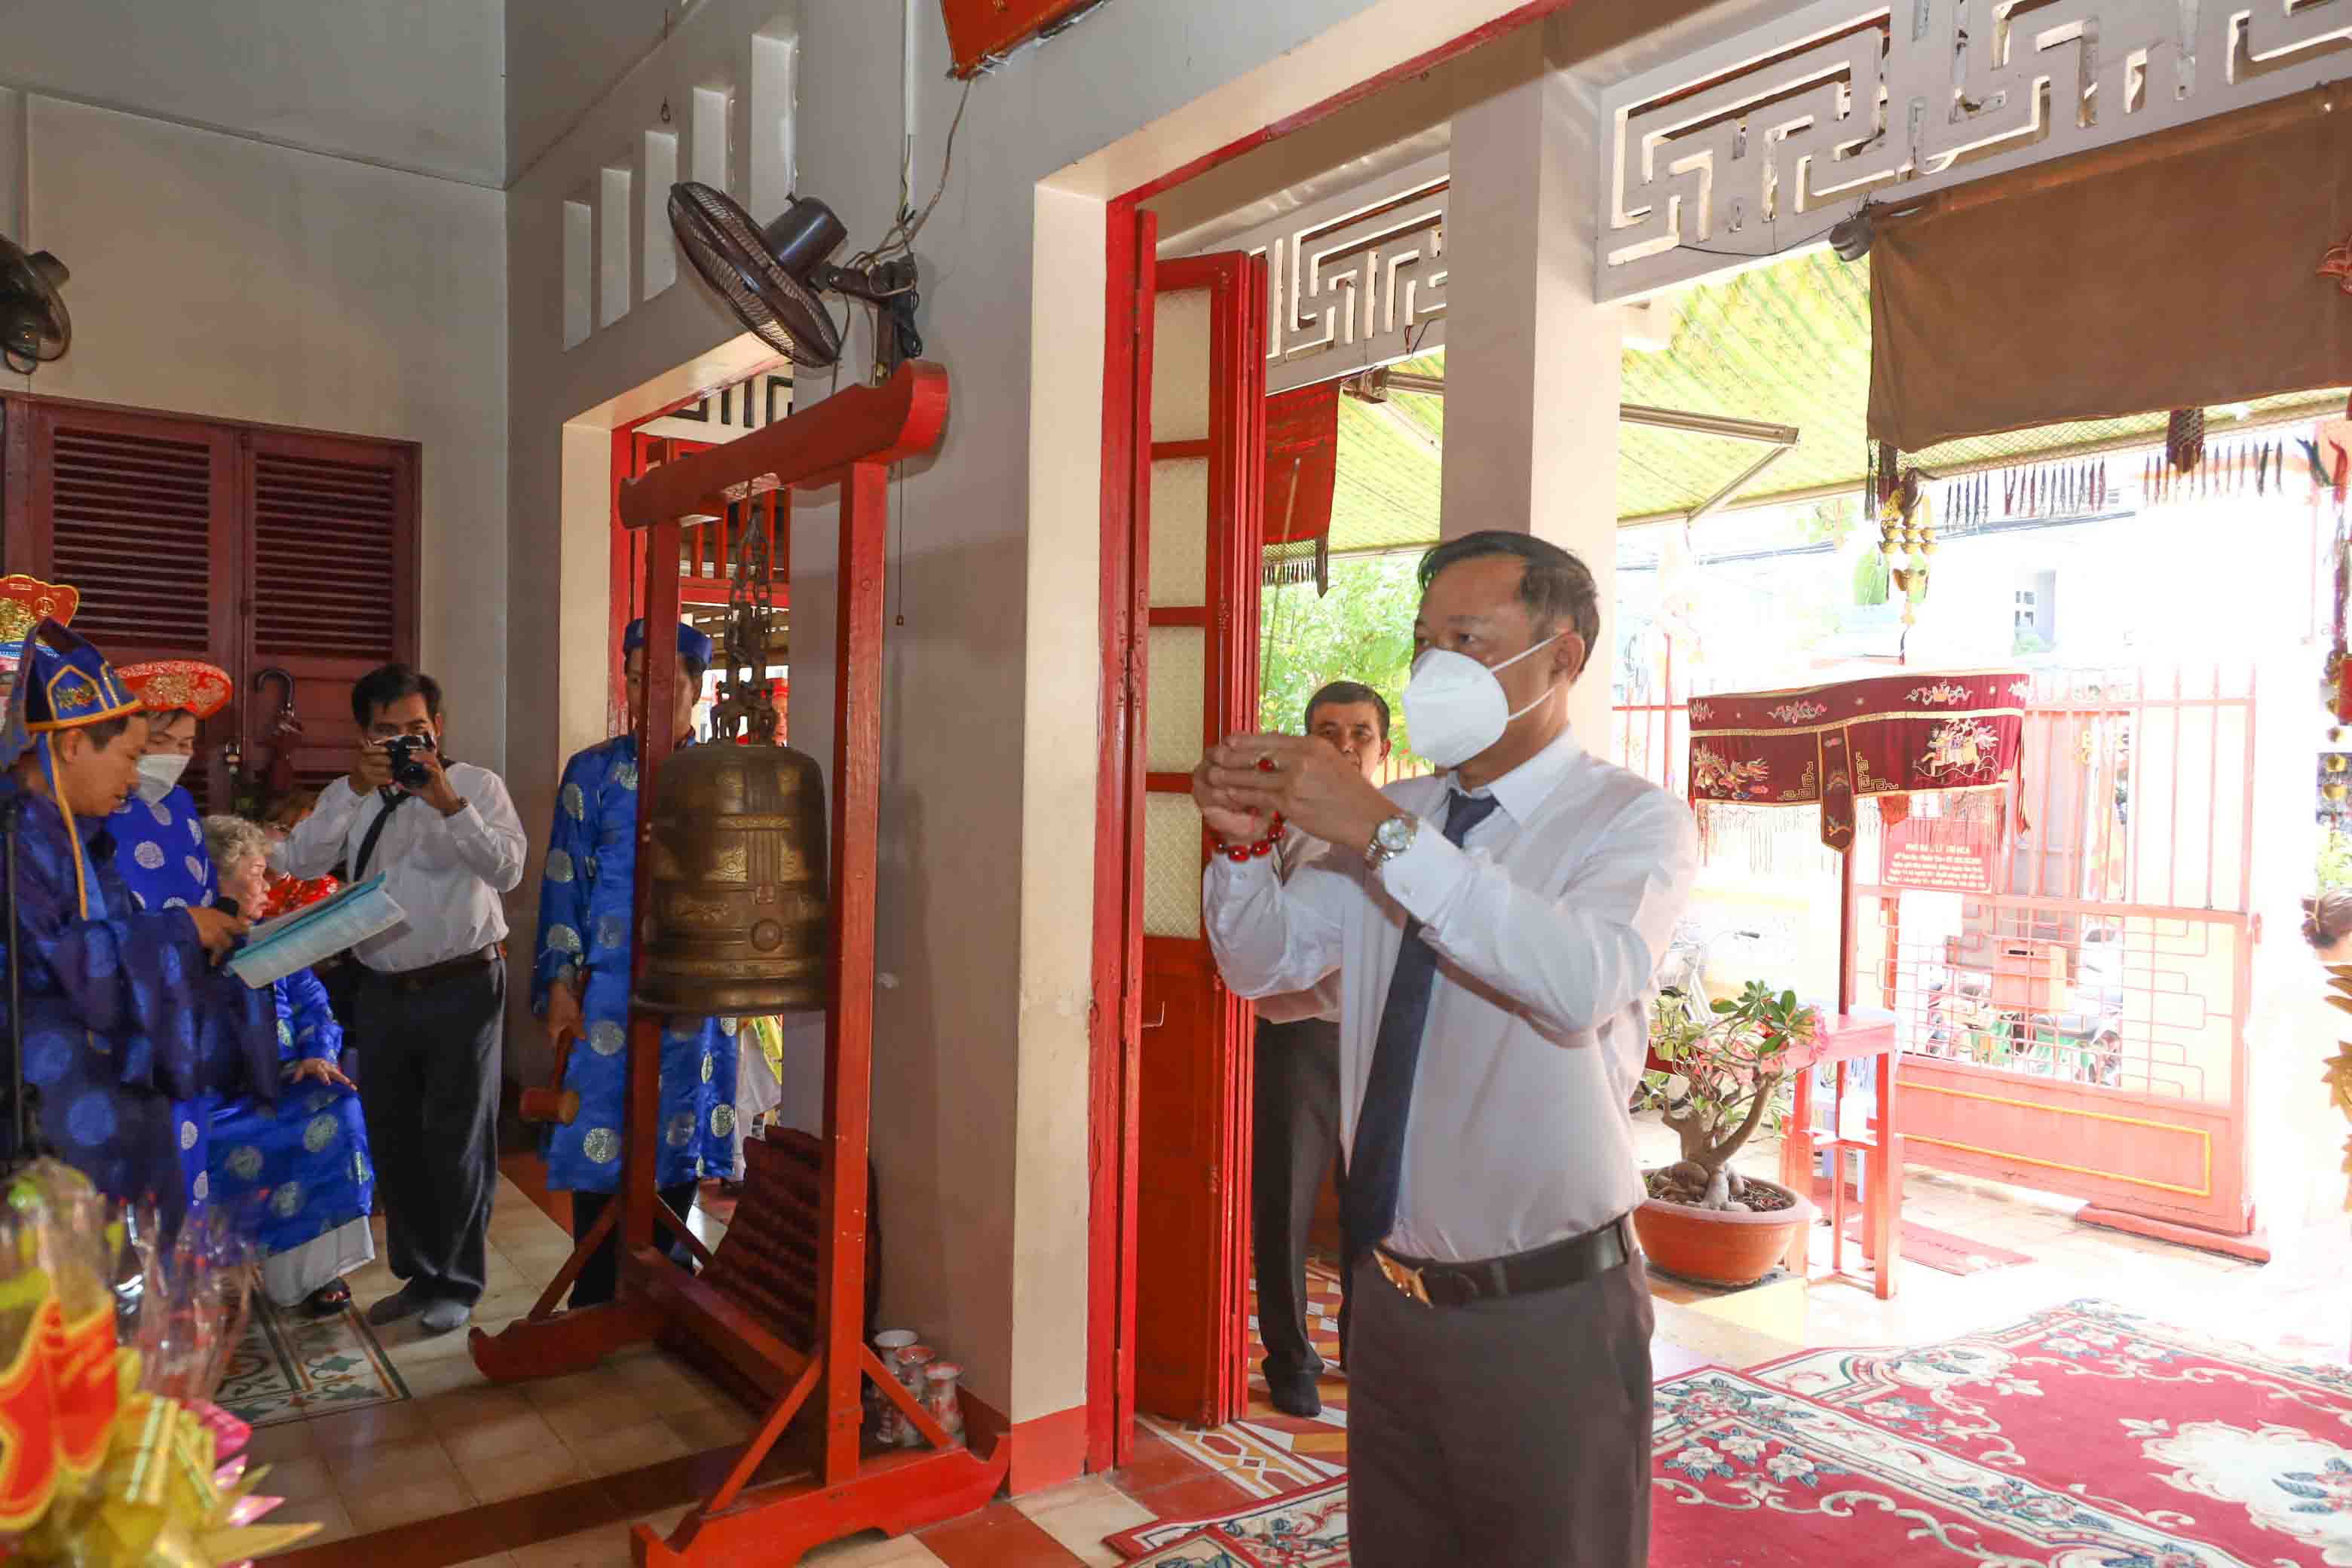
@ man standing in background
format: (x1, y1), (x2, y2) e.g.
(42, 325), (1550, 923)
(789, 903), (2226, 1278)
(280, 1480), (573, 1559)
(1252, 680), (1389, 1418)
(276, 665), (527, 1336)
(534, 620), (738, 1306)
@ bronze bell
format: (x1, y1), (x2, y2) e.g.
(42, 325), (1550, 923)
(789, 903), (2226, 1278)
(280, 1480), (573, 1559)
(635, 740), (830, 1016)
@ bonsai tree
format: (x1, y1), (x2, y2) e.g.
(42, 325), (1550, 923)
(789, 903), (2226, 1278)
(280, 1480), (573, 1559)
(1641, 980), (1820, 1211)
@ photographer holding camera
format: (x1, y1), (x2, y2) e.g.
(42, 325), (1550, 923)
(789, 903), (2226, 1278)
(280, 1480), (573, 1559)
(274, 663), (527, 1335)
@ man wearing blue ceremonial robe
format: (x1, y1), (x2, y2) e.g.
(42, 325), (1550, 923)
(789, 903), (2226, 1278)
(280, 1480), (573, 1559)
(533, 619), (737, 1306)
(0, 623), (271, 1230)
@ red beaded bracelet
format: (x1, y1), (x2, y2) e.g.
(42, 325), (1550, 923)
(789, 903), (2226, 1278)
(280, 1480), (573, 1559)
(1219, 812), (1285, 864)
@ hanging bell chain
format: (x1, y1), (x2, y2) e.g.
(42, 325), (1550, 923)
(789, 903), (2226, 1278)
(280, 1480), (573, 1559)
(706, 499), (780, 746)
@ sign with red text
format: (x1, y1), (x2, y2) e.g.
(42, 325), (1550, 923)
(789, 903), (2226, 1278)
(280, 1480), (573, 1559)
(942, 0), (1105, 77)
(1880, 817), (1996, 894)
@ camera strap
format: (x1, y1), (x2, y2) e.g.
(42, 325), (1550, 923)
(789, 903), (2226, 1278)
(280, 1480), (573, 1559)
(353, 789), (413, 882)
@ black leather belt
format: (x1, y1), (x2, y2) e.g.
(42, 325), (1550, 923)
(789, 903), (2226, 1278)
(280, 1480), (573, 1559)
(367, 945), (503, 992)
(1374, 1214), (1636, 1308)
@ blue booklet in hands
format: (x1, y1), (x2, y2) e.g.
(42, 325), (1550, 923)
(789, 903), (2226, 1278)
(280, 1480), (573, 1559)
(225, 873), (406, 989)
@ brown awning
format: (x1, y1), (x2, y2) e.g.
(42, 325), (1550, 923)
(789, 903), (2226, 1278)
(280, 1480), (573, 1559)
(1870, 85), (2352, 454)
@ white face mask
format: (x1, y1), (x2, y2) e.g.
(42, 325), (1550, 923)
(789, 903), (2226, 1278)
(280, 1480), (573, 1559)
(134, 752), (191, 804)
(1400, 631), (1566, 769)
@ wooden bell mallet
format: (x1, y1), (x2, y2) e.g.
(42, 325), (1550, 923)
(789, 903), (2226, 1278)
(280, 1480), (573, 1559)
(519, 1024), (582, 1125)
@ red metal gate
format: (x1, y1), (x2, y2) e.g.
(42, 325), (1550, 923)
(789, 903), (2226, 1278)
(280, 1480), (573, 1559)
(1851, 666), (2259, 1245)
(1612, 660), (2262, 1248)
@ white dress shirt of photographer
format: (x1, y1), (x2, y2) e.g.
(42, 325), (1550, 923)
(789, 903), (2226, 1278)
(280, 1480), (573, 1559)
(273, 695), (528, 971)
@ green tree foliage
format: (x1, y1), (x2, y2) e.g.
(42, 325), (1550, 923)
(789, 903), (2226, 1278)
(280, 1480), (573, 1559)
(2320, 827), (2352, 891)
(1801, 495), (1860, 547)
(1259, 553), (1424, 762)
(1852, 544), (1890, 606)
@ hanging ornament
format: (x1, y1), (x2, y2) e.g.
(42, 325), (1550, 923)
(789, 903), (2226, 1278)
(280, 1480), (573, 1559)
(1878, 465), (1933, 628)
(2166, 408), (2206, 473)
(2320, 230), (2352, 296)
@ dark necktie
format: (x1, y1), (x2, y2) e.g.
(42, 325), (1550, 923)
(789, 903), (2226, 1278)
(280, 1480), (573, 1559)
(1343, 789), (1504, 1273)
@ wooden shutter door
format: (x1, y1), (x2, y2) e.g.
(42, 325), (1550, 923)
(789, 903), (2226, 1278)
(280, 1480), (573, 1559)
(1132, 250), (1267, 1426)
(241, 429), (419, 795)
(5, 400), (238, 810)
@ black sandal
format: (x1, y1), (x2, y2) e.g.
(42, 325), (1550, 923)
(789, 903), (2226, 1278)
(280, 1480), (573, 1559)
(304, 1281), (352, 1317)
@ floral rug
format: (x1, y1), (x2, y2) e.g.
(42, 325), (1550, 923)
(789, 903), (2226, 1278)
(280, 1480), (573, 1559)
(1120, 1298), (2352, 1566)
(1143, 1259), (1350, 1497)
(214, 1293), (410, 1428)
(1663, 1297), (2352, 1565)
(1109, 1478), (1346, 1566)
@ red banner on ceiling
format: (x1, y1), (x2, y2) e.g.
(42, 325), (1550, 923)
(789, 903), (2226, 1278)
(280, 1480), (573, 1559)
(1264, 381), (1340, 545)
(941, 0), (1102, 77)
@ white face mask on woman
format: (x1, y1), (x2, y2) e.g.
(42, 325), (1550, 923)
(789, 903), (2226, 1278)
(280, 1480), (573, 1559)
(1399, 630), (1566, 769)
(134, 752), (191, 804)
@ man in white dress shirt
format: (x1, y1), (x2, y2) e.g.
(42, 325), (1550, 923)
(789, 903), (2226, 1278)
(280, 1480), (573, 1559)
(1252, 680), (1389, 1418)
(275, 665), (528, 1336)
(1194, 531), (1695, 1566)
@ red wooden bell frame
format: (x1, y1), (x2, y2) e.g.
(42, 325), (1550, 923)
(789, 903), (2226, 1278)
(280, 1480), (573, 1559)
(468, 360), (1006, 1563)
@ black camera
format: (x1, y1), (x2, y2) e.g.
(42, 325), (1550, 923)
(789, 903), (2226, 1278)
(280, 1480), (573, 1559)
(382, 733), (435, 792)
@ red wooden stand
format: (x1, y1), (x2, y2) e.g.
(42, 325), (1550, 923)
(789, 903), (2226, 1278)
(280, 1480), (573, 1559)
(1773, 846), (1904, 1299)
(468, 363), (1006, 1564)
(1777, 1012), (1902, 1298)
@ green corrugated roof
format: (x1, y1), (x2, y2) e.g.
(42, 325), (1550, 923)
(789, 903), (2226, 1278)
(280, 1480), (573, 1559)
(1326, 248), (2347, 551)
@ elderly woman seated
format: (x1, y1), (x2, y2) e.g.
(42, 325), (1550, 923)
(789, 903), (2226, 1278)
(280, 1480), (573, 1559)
(203, 815), (378, 1315)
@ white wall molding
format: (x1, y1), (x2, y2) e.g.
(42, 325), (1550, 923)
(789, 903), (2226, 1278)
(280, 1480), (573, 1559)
(1599, 0), (2352, 301)
(1205, 152), (1448, 393)
(550, 5), (801, 354)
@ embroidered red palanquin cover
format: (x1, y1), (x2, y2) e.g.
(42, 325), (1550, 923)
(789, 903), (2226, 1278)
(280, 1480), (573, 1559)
(1687, 670), (2028, 850)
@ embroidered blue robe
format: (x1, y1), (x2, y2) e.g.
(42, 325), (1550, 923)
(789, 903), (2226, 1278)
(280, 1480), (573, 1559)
(205, 967), (374, 1260)
(109, 787), (216, 913)
(532, 736), (737, 1193)
(108, 784), (219, 1203)
(2, 786), (274, 1230)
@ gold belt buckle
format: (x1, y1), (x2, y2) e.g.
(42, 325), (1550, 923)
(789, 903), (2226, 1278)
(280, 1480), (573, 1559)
(1375, 1250), (1432, 1306)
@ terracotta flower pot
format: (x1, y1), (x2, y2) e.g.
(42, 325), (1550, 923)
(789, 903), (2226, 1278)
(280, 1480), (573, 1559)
(1633, 1171), (1815, 1288)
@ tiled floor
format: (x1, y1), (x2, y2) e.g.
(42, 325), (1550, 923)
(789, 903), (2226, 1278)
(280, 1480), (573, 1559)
(263, 1123), (2344, 1566)
(262, 1171), (763, 1566)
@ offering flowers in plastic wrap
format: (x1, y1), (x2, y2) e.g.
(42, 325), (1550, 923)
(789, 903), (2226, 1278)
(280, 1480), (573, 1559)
(0, 1160), (317, 1565)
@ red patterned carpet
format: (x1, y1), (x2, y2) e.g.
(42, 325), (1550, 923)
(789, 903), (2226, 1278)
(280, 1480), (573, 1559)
(1119, 1298), (2352, 1566)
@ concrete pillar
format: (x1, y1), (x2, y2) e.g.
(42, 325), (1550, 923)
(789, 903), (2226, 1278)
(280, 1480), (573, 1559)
(1439, 29), (1621, 744)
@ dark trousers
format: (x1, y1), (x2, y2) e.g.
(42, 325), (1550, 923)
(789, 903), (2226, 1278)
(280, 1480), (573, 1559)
(1251, 1016), (1343, 1380)
(1347, 1247), (1655, 1568)
(567, 1181), (701, 1309)
(352, 957), (504, 1306)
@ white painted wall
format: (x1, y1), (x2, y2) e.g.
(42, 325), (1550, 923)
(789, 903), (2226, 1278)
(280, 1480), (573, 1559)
(17, 94), (511, 768)
(0, 0), (504, 185)
(505, 0), (680, 185)
(504, 0), (1555, 1433)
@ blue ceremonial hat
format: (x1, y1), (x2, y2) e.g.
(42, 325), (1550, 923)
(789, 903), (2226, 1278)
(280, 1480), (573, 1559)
(625, 617), (715, 669)
(25, 623), (139, 735)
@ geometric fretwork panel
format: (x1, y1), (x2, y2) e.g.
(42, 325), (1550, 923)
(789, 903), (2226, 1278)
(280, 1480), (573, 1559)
(1600, 0), (2352, 300)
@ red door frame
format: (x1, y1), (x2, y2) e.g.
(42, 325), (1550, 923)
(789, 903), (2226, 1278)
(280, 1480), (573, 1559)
(1128, 250), (1268, 1429)
(1084, 0), (1580, 1472)
(608, 424), (793, 735)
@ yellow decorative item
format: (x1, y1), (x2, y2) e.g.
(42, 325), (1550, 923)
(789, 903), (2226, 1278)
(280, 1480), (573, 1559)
(2326, 1046), (2352, 1117)
(0, 1162), (314, 1564)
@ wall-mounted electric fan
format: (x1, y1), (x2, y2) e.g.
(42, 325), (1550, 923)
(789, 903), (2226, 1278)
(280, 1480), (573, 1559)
(0, 238), (69, 375)
(669, 184), (921, 372)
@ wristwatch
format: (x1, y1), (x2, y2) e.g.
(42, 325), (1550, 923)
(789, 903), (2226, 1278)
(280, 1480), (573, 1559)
(1364, 813), (1418, 868)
